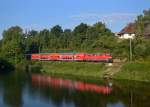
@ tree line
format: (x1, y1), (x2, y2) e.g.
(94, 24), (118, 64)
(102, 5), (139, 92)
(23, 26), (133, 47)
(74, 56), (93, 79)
(0, 9), (150, 65)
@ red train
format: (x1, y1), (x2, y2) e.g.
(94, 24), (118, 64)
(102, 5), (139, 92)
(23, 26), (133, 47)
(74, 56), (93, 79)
(31, 53), (113, 63)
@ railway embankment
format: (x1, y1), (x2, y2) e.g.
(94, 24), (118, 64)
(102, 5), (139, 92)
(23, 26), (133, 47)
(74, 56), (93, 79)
(30, 60), (150, 82)
(38, 62), (105, 78)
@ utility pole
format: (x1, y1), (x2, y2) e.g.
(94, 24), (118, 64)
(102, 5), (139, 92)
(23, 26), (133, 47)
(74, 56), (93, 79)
(129, 38), (132, 62)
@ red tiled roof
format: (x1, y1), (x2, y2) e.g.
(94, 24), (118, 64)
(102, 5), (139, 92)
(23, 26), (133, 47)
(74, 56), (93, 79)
(118, 23), (136, 34)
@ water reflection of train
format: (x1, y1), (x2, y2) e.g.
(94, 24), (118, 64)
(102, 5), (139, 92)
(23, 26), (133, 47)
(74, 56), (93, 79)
(32, 75), (112, 94)
(31, 53), (113, 63)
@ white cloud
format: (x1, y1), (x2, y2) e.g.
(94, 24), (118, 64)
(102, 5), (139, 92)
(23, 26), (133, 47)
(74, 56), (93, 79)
(70, 13), (137, 24)
(23, 24), (43, 31)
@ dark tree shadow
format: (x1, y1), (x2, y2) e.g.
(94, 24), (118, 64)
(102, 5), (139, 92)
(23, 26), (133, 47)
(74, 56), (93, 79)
(0, 58), (14, 74)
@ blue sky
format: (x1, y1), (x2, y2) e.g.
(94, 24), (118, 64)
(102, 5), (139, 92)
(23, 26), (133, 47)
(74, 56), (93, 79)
(0, 0), (150, 39)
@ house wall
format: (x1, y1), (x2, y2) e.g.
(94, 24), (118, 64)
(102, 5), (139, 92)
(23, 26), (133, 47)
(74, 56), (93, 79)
(119, 33), (135, 39)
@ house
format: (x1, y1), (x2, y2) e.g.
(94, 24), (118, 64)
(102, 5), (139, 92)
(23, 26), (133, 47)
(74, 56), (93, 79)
(118, 23), (136, 39)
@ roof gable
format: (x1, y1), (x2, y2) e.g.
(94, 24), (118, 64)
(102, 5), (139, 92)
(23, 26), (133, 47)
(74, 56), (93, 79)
(119, 23), (136, 34)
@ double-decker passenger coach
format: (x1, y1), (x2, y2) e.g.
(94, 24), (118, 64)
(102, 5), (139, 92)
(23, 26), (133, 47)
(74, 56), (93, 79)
(31, 52), (113, 63)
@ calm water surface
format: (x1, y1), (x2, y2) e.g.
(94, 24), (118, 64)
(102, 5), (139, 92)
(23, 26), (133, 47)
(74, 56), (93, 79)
(0, 72), (150, 107)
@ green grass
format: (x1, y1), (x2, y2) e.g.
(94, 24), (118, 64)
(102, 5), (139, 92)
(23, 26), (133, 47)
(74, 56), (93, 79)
(31, 60), (150, 82)
(38, 61), (106, 78)
(113, 62), (150, 82)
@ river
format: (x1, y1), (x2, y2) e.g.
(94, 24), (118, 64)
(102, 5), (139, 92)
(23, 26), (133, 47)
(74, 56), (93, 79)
(0, 72), (150, 107)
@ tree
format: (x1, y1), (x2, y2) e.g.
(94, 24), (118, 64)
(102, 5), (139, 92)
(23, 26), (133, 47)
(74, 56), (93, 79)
(73, 23), (88, 35)
(39, 29), (50, 51)
(51, 25), (63, 37)
(135, 9), (150, 37)
(1, 26), (24, 63)
(0, 21), (135, 62)
(134, 43), (146, 58)
(27, 30), (38, 37)
(61, 29), (72, 49)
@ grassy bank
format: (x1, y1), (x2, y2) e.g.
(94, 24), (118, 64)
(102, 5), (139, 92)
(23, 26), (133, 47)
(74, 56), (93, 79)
(31, 60), (150, 82)
(37, 61), (106, 78)
(113, 62), (150, 82)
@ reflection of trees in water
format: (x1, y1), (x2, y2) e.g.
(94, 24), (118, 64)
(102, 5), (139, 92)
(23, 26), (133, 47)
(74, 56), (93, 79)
(0, 73), (150, 107)
(29, 77), (150, 107)
(112, 80), (150, 107)
(28, 83), (74, 107)
(29, 79), (117, 107)
(1, 73), (26, 107)
(0, 58), (14, 73)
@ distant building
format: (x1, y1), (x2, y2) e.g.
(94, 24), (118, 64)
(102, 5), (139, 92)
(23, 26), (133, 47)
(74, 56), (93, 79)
(118, 23), (136, 39)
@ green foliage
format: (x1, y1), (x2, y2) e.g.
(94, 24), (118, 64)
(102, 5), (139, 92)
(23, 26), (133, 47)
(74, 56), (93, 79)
(1, 26), (25, 64)
(114, 62), (150, 81)
(73, 23), (88, 35)
(131, 9), (150, 60)
(132, 37), (150, 60)
(135, 9), (150, 36)
(20, 22), (115, 53)
(51, 25), (63, 37)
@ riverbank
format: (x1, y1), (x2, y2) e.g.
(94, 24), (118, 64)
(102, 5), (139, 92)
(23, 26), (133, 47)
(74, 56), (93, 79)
(113, 61), (150, 82)
(38, 62), (106, 78)
(31, 61), (150, 82)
